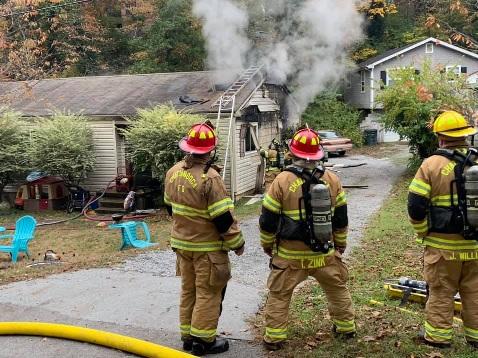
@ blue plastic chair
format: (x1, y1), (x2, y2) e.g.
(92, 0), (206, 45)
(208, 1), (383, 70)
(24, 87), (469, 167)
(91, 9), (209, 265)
(0, 216), (37, 262)
(109, 221), (157, 250)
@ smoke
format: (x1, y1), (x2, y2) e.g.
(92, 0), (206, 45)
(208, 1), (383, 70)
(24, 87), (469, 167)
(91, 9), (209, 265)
(192, 0), (363, 119)
(192, 0), (250, 83)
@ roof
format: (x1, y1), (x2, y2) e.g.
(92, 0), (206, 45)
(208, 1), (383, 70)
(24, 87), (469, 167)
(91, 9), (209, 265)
(0, 71), (233, 117)
(360, 37), (478, 69)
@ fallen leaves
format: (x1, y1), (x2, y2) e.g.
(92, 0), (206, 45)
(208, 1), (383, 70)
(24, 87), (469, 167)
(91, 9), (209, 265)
(426, 352), (444, 358)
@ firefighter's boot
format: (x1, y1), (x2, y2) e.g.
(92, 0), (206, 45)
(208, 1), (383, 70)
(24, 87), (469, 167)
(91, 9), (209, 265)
(192, 337), (229, 356)
(263, 339), (284, 351)
(181, 337), (193, 351)
(468, 340), (478, 349)
(417, 330), (451, 349)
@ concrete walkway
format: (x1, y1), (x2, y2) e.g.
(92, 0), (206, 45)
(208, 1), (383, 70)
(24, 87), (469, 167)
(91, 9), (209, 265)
(0, 148), (407, 357)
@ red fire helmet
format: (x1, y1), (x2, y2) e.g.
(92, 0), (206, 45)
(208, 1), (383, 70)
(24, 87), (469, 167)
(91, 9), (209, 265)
(289, 128), (324, 161)
(179, 123), (218, 154)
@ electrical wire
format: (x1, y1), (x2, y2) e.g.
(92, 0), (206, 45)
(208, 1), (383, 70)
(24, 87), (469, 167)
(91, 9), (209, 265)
(0, 0), (94, 19)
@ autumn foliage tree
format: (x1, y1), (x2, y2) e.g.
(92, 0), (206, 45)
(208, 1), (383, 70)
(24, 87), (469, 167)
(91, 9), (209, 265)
(0, 0), (109, 80)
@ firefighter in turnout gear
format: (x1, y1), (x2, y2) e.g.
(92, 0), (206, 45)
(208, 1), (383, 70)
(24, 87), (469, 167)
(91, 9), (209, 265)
(164, 122), (245, 356)
(408, 111), (478, 349)
(260, 138), (286, 192)
(259, 127), (355, 350)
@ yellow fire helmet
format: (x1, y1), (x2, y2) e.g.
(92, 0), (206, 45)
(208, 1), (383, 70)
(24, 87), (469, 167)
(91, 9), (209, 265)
(433, 111), (477, 137)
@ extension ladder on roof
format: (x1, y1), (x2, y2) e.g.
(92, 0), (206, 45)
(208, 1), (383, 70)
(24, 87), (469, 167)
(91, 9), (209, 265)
(212, 65), (264, 109)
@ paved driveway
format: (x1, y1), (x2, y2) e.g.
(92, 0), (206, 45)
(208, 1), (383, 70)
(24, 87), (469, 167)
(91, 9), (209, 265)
(0, 147), (407, 357)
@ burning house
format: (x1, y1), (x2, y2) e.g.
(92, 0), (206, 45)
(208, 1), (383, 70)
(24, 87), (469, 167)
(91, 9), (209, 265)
(0, 66), (290, 205)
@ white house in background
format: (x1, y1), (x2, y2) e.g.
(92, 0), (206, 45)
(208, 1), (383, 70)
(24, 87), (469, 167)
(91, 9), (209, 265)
(344, 37), (478, 142)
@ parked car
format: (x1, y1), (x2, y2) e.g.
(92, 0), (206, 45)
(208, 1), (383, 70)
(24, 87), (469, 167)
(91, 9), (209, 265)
(317, 130), (353, 156)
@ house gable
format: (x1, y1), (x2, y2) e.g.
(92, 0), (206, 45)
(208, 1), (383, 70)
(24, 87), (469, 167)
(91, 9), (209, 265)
(344, 38), (478, 109)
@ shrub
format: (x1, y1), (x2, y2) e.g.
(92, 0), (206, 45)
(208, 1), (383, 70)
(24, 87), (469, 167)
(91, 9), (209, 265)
(301, 93), (363, 146)
(28, 113), (96, 184)
(0, 109), (28, 200)
(377, 61), (477, 160)
(123, 105), (205, 183)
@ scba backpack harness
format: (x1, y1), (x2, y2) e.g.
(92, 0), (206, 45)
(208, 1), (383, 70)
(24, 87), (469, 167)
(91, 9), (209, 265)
(434, 148), (478, 240)
(279, 166), (333, 253)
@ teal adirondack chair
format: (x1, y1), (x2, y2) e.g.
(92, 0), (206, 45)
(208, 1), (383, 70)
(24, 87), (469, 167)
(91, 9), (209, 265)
(0, 216), (37, 262)
(109, 221), (157, 250)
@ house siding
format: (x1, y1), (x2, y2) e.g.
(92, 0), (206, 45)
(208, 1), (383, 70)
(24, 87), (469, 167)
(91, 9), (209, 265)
(348, 42), (478, 110)
(374, 43), (478, 108)
(82, 119), (118, 192)
(343, 69), (372, 109)
(234, 115), (278, 196)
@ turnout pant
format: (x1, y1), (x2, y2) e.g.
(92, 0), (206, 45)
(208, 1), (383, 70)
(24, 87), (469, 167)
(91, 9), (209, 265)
(423, 247), (478, 344)
(263, 253), (355, 343)
(176, 250), (231, 343)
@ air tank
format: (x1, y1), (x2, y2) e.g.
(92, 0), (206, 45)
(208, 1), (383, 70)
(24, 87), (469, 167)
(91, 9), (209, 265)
(465, 165), (478, 228)
(310, 183), (332, 250)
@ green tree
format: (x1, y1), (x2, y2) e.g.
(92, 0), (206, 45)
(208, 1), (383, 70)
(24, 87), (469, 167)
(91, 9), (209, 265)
(377, 61), (478, 161)
(0, 109), (28, 201)
(301, 93), (363, 146)
(28, 114), (96, 184)
(123, 105), (205, 183)
(128, 0), (206, 73)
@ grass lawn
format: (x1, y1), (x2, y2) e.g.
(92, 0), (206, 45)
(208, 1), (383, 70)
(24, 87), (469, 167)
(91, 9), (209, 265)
(271, 177), (477, 358)
(0, 198), (259, 285)
(0, 209), (172, 285)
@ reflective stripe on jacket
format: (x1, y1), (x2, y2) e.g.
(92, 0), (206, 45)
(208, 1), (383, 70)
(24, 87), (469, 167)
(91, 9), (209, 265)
(259, 168), (348, 262)
(164, 158), (244, 252)
(408, 145), (478, 251)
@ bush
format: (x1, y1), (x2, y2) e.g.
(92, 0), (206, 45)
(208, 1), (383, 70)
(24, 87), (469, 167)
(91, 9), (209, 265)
(377, 61), (478, 160)
(300, 93), (363, 146)
(0, 109), (28, 199)
(29, 113), (96, 184)
(123, 105), (206, 183)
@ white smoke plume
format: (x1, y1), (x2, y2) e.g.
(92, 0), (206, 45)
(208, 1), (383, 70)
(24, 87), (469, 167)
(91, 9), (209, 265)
(192, 0), (250, 83)
(192, 0), (363, 119)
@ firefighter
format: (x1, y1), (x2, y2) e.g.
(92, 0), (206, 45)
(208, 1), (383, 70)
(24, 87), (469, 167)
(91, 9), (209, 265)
(164, 122), (245, 356)
(408, 110), (478, 348)
(260, 138), (285, 192)
(259, 127), (355, 350)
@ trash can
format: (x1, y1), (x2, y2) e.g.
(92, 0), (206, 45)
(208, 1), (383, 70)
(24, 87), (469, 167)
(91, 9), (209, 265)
(363, 129), (378, 146)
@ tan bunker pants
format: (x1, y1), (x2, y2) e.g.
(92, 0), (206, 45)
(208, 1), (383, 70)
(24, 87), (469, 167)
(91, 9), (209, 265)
(423, 247), (478, 344)
(263, 253), (355, 343)
(176, 250), (231, 343)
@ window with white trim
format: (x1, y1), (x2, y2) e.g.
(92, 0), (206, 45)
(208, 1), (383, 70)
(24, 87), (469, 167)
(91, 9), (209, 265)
(426, 43), (434, 54)
(446, 65), (462, 76)
(360, 71), (365, 93)
(244, 124), (258, 154)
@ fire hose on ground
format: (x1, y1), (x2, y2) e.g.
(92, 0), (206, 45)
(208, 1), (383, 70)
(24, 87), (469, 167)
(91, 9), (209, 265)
(0, 322), (196, 358)
(5, 178), (156, 230)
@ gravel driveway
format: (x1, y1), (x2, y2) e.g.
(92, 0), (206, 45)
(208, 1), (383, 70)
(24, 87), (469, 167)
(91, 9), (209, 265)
(0, 146), (408, 358)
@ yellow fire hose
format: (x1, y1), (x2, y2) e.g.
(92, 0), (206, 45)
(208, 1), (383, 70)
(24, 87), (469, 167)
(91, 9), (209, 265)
(0, 322), (197, 358)
(369, 299), (463, 324)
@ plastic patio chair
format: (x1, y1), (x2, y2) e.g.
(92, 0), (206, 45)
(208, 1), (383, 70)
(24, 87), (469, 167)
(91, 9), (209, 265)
(0, 215), (37, 263)
(109, 221), (157, 250)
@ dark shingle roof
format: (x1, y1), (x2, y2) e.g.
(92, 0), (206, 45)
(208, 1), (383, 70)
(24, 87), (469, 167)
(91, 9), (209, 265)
(0, 71), (226, 117)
